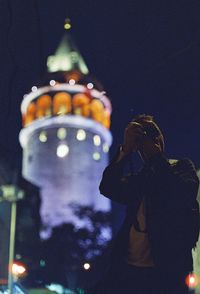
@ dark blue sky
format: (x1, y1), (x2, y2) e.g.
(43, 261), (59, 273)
(1, 0), (200, 169)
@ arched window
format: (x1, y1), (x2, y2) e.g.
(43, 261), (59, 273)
(102, 109), (111, 129)
(24, 102), (36, 126)
(53, 92), (72, 115)
(90, 99), (104, 123)
(36, 95), (52, 118)
(72, 94), (91, 117)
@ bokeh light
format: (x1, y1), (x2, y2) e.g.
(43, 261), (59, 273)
(12, 262), (27, 278)
(31, 86), (37, 92)
(83, 263), (91, 270)
(76, 129), (86, 141)
(93, 135), (101, 146)
(39, 131), (47, 142)
(57, 128), (67, 140)
(57, 144), (69, 158)
(185, 273), (199, 289)
(93, 152), (101, 161)
(50, 80), (56, 86)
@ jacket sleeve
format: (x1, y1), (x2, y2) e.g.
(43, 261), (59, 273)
(148, 153), (199, 209)
(99, 151), (143, 205)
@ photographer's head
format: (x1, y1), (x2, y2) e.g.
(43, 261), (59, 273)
(132, 114), (165, 153)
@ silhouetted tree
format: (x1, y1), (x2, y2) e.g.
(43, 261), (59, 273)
(42, 203), (112, 290)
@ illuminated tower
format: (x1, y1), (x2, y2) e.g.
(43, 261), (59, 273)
(19, 25), (112, 245)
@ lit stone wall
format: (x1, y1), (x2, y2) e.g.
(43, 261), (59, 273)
(20, 115), (112, 240)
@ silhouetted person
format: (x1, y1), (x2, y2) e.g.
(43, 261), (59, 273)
(97, 114), (199, 294)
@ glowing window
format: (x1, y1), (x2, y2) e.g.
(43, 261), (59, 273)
(93, 135), (101, 146)
(39, 131), (47, 143)
(77, 129), (86, 141)
(57, 144), (69, 158)
(53, 92), (72, 115)
(93, 152), (101, 161)
(103, 143), (109, 153)
(57, 128), (67, 140)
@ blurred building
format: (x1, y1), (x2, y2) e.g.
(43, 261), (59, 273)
(0, 157), (41, 291)
(19, 25), (112, 289)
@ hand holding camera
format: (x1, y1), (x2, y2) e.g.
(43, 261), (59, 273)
(122, 121), (162, 159)
(122, 122), (144, 155)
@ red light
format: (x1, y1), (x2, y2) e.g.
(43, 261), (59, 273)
(185, 273), (199, 288)
(11, 262), (27, 278)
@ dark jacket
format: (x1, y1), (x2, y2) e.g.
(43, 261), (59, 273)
(99, 151), (199, 272)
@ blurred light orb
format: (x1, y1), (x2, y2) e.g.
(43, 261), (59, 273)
(57, 128), (67, 140)
(93, 152), (101, 161)
(103, 143), (109, 153)
(39, 131), (47, 143)
(12, 263), (26, 277)
(40, 259), (46, 267)
(83, 263), (91, 270)
(64, 18), (71, 30)
(93, 135), (101, 146)
(57, 144), (69, 158)
(64, 23), (71, 30)
(69, 79), (75, 85)
(185, 273), (199, 288)
(87, 83), (94, 89)
(50, 80), (56, 86)
(47, 283), (64, 293)
(31, 86), (37, 92)
(15, 254), (22, 260)
(77, 129), (86, 141)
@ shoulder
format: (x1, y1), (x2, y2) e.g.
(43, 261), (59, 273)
(171, 158), (199, 178)
(171, 158), (197, 169)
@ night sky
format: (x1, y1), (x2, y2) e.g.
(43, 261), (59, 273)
(1, 0), (200, 170)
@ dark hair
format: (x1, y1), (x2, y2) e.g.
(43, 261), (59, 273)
(132, 114), (154, 124)
(132, 114), (165, 151)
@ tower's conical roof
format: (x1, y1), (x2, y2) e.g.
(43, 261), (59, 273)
(47, 33), (89, 75)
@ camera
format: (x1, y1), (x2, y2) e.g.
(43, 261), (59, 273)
(142, 125), (160, 141)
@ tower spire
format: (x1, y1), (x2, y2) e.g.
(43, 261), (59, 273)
(64, 18), (71, 31)
(47, 19), (89, 74)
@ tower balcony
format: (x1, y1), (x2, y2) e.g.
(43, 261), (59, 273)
(21, 83), (112, 130)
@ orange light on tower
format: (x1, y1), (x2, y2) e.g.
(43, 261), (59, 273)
(73, 93), (91, 116)
(24, 102), (36, 126)
(53, 92), (72, 115)
(102, 109), (111, 129)
(90, 99), (104, 123)
(36, 95), (52, 118)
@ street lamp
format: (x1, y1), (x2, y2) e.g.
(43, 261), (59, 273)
(0, 185), (24, 293)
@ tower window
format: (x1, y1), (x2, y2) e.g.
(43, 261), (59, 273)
(76, 129), (86, 141)
(93, 135), (101, 146)
(93, 152), (101, 161)
(57, 144), (69, 158)
(39, 131), (47, 143)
